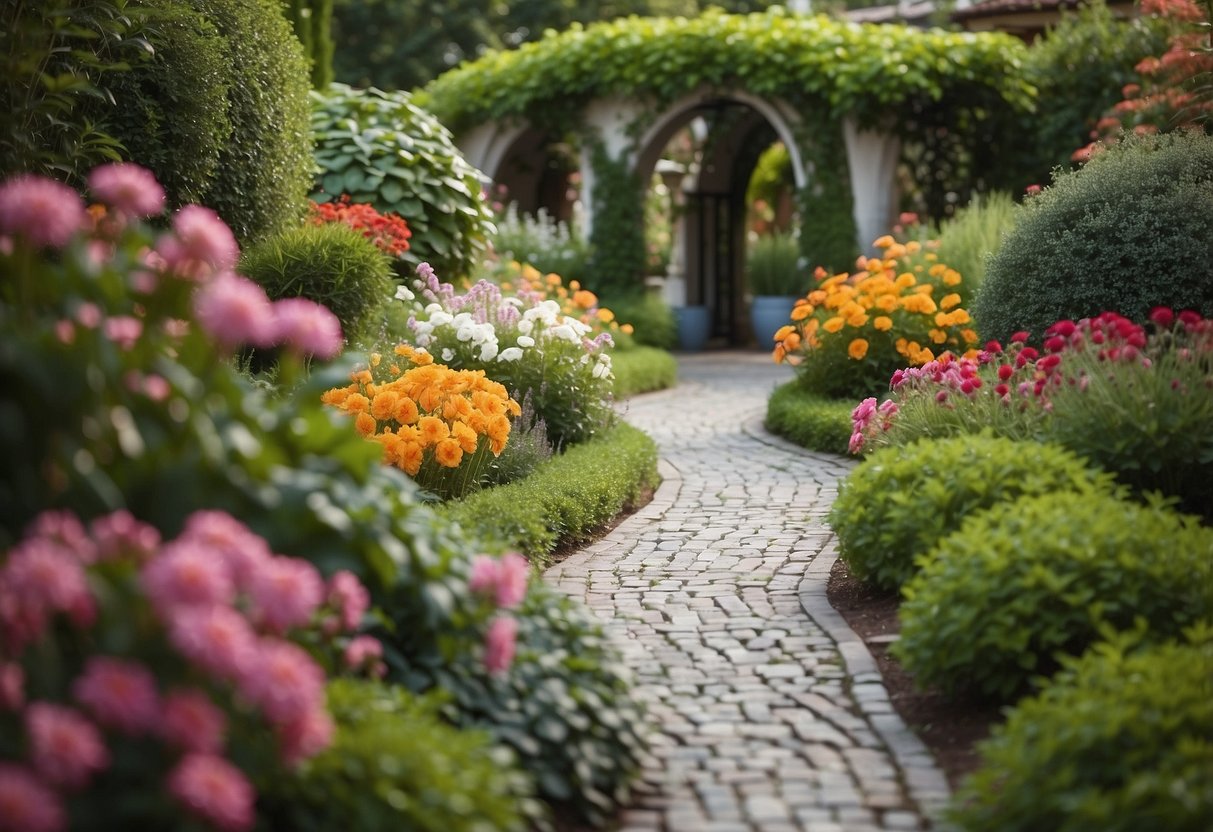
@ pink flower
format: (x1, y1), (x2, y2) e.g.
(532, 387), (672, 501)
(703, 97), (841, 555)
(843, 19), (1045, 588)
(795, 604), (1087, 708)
(484, 616), (518, 675)
(468, 555), (498, 596)
(193, 272), (277, 350)
(0, 663), (24, 712)
(0, 764), (66, 832)
(343, 635), (385, 678)
(160, 205), (238, 276)
(2, 538), (95, 636)
(0, 175), (86, 248)
(89, 510), (161, 562)
(87, 163), (165, 218)
(178, 511), (272, 590)
(248, 556), (324, 634)
(168, 605), (257, 681)
(326, 570), (369, 632)
(73, 657), (160, 736)
(848, 430), (866, 455)
(25, 702), (109, 790)
(142, 540), (236, 615)
(75, 302), (102, 329)
(26, 511), (96, 564)
(166, 754), (255, 832)
(103, 315), (143, 351)
(278, 709), (335, 767)
(272, 298), (343, 360)
(161, 689), (228, 755)
(494, 553), (529, 608)
(239, 639), (325, 725)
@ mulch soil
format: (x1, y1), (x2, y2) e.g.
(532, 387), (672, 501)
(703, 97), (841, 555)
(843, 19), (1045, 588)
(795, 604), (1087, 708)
(825, 557), (1003, 789)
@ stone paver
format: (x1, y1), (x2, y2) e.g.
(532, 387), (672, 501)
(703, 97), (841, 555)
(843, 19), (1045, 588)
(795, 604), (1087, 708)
(545, 352), (951, 831)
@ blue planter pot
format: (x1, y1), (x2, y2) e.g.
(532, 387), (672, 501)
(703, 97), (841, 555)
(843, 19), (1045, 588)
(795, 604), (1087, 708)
(675, 305), (710, 352)
(750, 295), (797, 349)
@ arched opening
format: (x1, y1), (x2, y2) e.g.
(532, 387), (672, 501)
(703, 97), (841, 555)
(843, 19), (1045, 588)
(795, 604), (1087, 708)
(490, 127), (579, 224)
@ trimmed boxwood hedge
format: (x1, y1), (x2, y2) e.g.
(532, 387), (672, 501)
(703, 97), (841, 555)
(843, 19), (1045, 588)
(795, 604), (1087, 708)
(611, 346), (677, 399)
(764, 381), (854, 456)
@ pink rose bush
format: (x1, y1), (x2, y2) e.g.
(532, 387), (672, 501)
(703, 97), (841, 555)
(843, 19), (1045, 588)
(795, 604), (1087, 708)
(0, 508), (379, 832)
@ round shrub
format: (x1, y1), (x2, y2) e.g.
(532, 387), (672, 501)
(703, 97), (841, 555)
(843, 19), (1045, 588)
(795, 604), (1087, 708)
(103, 0), (231, 207)
(973, 131), (1213, 345)
(895, 491), (1213, 700)
(264, 679), (538, 832)
(191, 0), (313, 243)
(829, 435), (1114, 591)
(950, 632), (1213, 832)
(311, 83), (494, 281)
(765, 381), (854, 456)
(239, 222), (394, 345)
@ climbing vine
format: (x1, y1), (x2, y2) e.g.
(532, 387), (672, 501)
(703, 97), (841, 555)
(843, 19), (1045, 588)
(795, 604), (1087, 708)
(585, 139), (648, 294)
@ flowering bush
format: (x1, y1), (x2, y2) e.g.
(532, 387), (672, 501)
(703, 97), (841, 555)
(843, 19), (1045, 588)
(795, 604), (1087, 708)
(773, 235), (980, 399)
(323, 345), (521, 499)
(397, 262), (616, 448)
(852, 309), (1213, 516)
(0, 507), (379, 831)
(310, 195), (412, 259)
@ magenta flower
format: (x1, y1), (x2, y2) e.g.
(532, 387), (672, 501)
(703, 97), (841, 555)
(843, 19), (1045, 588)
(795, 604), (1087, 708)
(248, 556), (324, 634)
(73, 656), (160, 736)
(0, 764), (66, 832)
(89, 510), (161, 562)
(278, 708), (335, 767)
(239, 639), (325, 725)
(343, 635), (385, 678)
(142, 540), (237, 615)
(1, 538), (95, 640)
(87, 163), (165, 218)
(160, 205), (238, 276)
(193, 272), (278, 351)
(168, 605), (257, 681)
(272, 298), (343, 360)
(0, 663), (24, 712)
(178, 511), (272, 590)
(166, 754), (255, 832)
(161, 689), (228, 755)
(0, 175), (86, 249)
(25, 702), (110, 790)
(27, 510), (96, 564)
(325, 570), (370, 632)
(484, 616), (518, 675)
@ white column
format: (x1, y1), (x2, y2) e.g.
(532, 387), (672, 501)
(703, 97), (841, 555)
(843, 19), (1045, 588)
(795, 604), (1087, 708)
(842, 117), (901, 255)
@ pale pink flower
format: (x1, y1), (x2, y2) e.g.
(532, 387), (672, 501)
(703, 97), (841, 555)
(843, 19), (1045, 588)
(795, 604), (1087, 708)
(54, 320), (75, 345)
(87, 163), (165, 218)
(178, 511), (272, 590)
(248, 556), (324, 633)
(25, 702), (110, 790)
(166, 754), (255, 832)
(168, 605), (257, 681)
(0, 663), (24, 711)
(159, 205), (238, 276)
(103, 315), (143, 351)
(0, 764), (66, 832)
(326, 570), (369, 632)
(163, 318), (190, 339)
(142, 373), (172, 401)
(494, 552), (529, 608)
(278, 708), (335, 766)
(484, 616), (518, 675)
(161, 689), (228, 755)
(193, 272), (277, 350)
(239, 639), (325, 725)
(2, 538), (95, 631)
(27, 511), (96, 564)
(89, 510), (161, 562)
(0, 175), (86, 249)
(130, 269), (159, 294)
(142, 540), (236, 615)
(343, 635), (385, 678)
(272, 298), (343, 360)
(468, 555), (498, 595)
(73, 656), (160, 736)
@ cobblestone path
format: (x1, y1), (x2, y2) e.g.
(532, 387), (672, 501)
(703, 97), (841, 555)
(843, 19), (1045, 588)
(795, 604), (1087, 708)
(545, 352), (951, 832)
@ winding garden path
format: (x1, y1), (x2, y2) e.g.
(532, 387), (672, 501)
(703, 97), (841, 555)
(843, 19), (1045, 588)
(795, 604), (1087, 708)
(546, 352), (951, 832)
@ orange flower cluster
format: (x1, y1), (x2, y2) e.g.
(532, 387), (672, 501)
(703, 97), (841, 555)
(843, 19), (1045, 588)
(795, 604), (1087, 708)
(499, 261), (634, 339)
(322, 345), (520, 499)
(309, 196), (412, 257)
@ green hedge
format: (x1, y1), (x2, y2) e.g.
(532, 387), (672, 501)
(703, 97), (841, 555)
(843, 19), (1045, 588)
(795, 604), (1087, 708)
(612, 346), (677, 399)
(764, 381), (854, 456)
(440, 421), (659, 562)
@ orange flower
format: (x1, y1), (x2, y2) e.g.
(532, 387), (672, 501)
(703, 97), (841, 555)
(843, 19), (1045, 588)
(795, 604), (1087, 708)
(434, 438), (464, 468)
(370, 391), (399, 421)
(396, 441), (424, 476)
(417, 416), (449, 446)
(940, 293), (962, 310)
(451, 420), (480, 454)
(393, 397), (420, 425)
(790, 303), (814, 321)
(847, 338), (869, 360)
(355, 412), (376, 437)
(873, 316), (893, 331)
(774, 324), (796, 341)
(573, 289), (598, 309)
(823, 317), (845, 334)
(943, 269), (962, 286)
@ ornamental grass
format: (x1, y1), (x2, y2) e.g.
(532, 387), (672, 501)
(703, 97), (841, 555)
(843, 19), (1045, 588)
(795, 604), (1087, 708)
(323, 344), (520, 500)
(773, 234), (980, 399)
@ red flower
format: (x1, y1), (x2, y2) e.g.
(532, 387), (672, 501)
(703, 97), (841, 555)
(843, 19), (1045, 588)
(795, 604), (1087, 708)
(997, 364), (1014, 381)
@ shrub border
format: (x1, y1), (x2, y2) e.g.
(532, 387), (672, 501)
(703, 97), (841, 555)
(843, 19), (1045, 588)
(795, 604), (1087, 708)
(764, 380), (855, 457)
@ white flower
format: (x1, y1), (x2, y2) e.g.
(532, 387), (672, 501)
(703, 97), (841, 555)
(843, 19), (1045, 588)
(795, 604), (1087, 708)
(442, 348), (455, 362)
(550, 324), (578, 342)
(456, 323), (476, 342)
(517, 319), (534, 335)
(479, 342), (499, 362)
(592, 361), (612, 380)
(394, 285), (415, 301)
(498, 347), (524, 362)
(429, 310), (453, 327)
(561, 316), (591, 336)
(517, 335), (535, 348)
